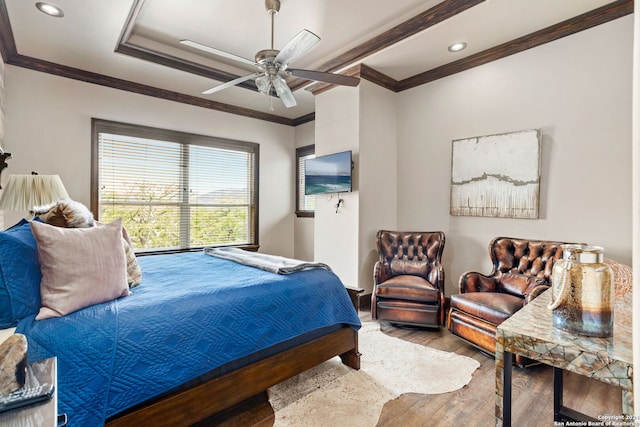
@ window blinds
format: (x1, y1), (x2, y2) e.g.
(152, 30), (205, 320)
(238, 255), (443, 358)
(297, 146), (315, 213)
(95, 121), (257, 252)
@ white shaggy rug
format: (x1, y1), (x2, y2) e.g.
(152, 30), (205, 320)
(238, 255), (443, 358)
(269, 321), (480, 426)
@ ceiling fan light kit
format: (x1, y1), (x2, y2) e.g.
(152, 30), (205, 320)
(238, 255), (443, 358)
(272, 76), (296, 108)
(265, 0), (280, 14)
(180, 0), (360, 108)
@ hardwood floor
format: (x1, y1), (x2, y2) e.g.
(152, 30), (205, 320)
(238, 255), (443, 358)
(216, 309), (623, 427)
(372, 313), (622, 427)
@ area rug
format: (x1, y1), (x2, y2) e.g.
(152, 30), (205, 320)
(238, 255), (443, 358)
(269, 320), (480, 426)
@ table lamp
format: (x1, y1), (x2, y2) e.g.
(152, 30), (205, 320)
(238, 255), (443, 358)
(0, 173), (69, 215)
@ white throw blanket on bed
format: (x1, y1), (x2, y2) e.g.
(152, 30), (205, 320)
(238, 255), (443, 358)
(204, 247), (332, 274)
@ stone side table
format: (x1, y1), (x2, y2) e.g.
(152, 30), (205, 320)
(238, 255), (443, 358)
(495, 290), (633, 426)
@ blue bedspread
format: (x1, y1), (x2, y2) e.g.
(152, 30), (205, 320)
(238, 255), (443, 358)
(16, 251), (361, 427)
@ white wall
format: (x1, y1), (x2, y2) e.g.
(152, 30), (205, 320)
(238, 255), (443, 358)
(0, 57), (5, 230)
(312, 81), (397, 292)
(396, 16), (633, 295)
(314, 86), (360, 287)
(357, 80), (397, 291)
(3, 66), (296, 257)
(0, 57), (5, 152)
(294, 121), (315, 261)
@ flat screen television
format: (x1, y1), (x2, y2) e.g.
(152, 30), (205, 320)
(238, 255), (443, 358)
(304, 150), (353, 195)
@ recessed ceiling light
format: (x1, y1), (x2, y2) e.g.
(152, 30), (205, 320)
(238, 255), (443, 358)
(35, 2), (64, 17)
(448, 42), (467, 53)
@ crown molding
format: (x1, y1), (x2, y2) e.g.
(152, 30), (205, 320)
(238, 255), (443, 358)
(0, 0), (631, 126)
(310, 0), (633, 95)
(396, 0), (634, 91)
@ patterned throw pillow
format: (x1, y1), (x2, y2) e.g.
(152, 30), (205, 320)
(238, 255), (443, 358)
(120, 224), (142, 288)
(123, 238), (142, 288)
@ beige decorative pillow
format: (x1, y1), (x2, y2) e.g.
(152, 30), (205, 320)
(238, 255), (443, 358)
(31, 219), (130, 320)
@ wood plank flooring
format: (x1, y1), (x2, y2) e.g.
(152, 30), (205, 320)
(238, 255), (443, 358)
(215, 309), (623, 427)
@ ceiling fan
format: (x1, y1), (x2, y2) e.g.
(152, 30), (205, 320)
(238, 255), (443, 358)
(180, 0), (360, 108)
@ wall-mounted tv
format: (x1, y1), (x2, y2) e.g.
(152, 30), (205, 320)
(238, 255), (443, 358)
(304, 150), (353, 195)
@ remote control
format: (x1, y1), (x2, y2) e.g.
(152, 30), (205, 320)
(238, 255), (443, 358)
(0, 383), (54, 413)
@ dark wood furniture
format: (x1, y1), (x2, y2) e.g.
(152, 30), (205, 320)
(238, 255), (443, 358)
(496, 291), (633, 426)
(0, 357), (58, 427)
(345, 287), (365, 310)
(371, 230), (446, 328)
(106, 313), (360, 426)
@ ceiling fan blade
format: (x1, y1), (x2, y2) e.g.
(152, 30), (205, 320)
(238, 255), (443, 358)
(272, 76), (297, 108)
(202, 71), (263, 95)
(180, 39), (257, 67)
(274, 30), (320, 66)
(287, 69), (360, 87)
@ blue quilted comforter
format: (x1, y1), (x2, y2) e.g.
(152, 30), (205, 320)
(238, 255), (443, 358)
(16, 251), (361, 427)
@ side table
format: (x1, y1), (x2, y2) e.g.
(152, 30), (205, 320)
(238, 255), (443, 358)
(0, 357), (59, 427)
(346, 287), (365, 310)
(495, 291), (633, 426)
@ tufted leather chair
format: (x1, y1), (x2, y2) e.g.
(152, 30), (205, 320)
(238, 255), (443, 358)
(447, 237), (567, 365)
(371, 230), (445, 328)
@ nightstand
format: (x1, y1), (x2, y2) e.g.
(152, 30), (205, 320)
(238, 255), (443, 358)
(0, 357), (59, 427)
(345, 287), (364, 310)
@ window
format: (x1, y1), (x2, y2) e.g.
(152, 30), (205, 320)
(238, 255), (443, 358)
(91, 119), (258, 253)
(296, 145), (315, 217)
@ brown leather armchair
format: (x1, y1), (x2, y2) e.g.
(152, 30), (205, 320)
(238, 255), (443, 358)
(371, 230), (445, 328)
(447, 237), (566, 363)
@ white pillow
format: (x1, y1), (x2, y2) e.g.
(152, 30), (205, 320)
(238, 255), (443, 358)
(31, 219), (130, 320)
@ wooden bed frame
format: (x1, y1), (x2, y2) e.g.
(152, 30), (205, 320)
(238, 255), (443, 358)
(106, 308), (360, 426)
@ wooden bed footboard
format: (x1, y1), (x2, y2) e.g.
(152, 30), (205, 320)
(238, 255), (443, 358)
(106, 325), (360, 427)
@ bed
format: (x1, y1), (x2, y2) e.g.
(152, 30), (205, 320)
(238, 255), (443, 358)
(0, 219), (361, 427)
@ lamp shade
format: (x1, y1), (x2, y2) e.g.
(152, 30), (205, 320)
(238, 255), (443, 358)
(0, 174), (69, 211)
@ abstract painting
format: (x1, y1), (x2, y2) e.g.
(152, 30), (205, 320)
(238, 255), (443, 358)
(450, 129), (541, 219)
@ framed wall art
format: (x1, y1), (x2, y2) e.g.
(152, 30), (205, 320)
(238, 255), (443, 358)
(450, 129), (541, 219)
